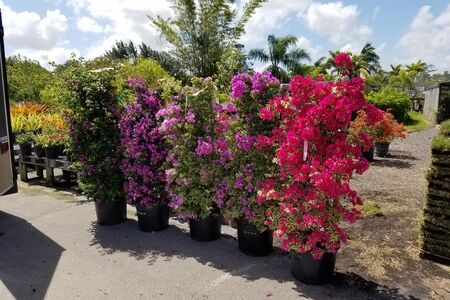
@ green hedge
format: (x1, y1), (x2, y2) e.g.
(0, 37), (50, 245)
(366, 88), (411, 122)
(421, 122), (450, 261)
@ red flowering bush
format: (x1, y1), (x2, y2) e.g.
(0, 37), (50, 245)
(349, 110), (407, 145)
(371, 112), (407, 144)
(259, 55), (383, 258)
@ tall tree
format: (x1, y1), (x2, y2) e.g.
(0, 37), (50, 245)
(105, 40), (188, 82)
(248, 35), (310, 82)
(359, 42), (381, 75)
(151, 0), (266, 78)
(6, 55), (53, 102)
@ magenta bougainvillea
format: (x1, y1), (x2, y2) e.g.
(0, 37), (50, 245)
(223, 72), (281, 231)
(259, 53), (383, 258)
(120, 78), (168, 207)
(158, 78), (233, 220)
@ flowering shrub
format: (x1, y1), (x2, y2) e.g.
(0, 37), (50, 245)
(260, 53), (383, 258)
(120, 78), (168, 207)
(65, 69), (124, 203)
(223, 72), (281, 231)
(350, 110), (407, 145)
(159, 78), (232, 219)
(371, 112), (407, 144)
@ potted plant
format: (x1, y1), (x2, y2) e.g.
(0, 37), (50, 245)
(159, 78), (230, 241)
(65, 69), (126, 225)
(33, 134), (48, 158)
(222, 72), (280, 256)
(16, 131), (34, 156)
(120, 78), (170, 232)
(372, 112), (407, 157)
(260, 53), (383, 284)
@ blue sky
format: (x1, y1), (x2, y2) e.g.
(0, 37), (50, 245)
(1, 0), (449, 72)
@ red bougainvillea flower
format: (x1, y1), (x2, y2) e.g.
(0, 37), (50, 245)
(259, 73), (383, 259)
(334, 52), (353, 70)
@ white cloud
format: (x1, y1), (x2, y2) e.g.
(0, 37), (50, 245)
(66, 0), (173, 58)
(77, 16), (103, 33)
(299, 1), (372, 49)
(2, 1), (68, 51)
(11, 47), (81, 69)
(398, 5), (450, 71)
(241, 0), (312, 46)
(296, 36), (322, 61)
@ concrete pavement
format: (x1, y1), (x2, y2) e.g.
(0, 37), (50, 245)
(0, 181), (415, 300)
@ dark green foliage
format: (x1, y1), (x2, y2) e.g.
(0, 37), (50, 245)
(7, 55), (53, 102)
(105, 41), (188, 82)
(151, 0), (265, 78)
(421, 127), (450, 260)
(64, 68), (125, 203)
(366, 88), (411, 122)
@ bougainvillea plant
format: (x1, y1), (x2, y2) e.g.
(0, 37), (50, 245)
(120, 77), (168, 207)
(260, 52), (384, 258)
(158, 78), (232, 220)
(222, 72), (281, 231)
(65, 69), (125, 203)
(349, 110), (407, 145)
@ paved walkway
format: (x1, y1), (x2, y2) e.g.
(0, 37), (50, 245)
(0, 183), (418, 300)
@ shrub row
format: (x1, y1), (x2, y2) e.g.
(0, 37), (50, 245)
(421, 122), (450, 262)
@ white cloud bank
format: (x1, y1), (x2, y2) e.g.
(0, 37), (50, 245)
(398, 4), (450, 72)
(1, 0), (79, 67)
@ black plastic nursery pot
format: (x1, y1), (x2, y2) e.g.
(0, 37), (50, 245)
(374, 142), (390, 157)
(19, 143), (32, 156)
(45, 146), (59, 159)
(57, 145), (65, 156)
(291, 251), (336, 285)
(362, 147), (374, 162)
(136, 203), (170, 232)
(34, 145), (46, 158)
(189, 214), (222, 242)
(95, 200), (127, 225)
(237, 218), (273, 256)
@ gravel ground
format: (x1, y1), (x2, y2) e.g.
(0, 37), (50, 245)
(338, 126), (450, 299)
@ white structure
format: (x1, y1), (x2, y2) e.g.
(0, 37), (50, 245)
(423, 83), (450, 124)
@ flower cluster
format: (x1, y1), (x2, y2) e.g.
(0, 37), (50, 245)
(120, 77), (168, 207)
(259, 73), (383, 258)
(223, 72), (281, 231)
(159, 78), (233, 219)
(334, 52), (353, 71)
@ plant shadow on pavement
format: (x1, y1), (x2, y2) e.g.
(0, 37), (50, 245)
(89, 219), (417, 299)
(0, 210), (65, 300)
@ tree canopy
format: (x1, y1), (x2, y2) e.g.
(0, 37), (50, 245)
(151, 0), (265, 78)
(248, 34), (310, 82)
(7, 55), (53, 102)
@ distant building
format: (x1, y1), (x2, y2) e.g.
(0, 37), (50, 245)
(423, 82), (450, 124)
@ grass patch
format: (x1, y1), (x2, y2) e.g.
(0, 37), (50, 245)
(432, 134), (450, 152)
(404, 111), (433, 132)
(440, 119), (450, 136)
(361, 200), (384, 218)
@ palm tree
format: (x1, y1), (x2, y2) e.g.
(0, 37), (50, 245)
(248, 35), (310, 82)
(359, 43), (381, 75)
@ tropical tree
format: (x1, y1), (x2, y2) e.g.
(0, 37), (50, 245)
(6, 55), (53, 102)
(248, 34), (310, 82)
(151, 0), (265, 78)
(105, 40), (188, 82)
(359, 42), (381, 75)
